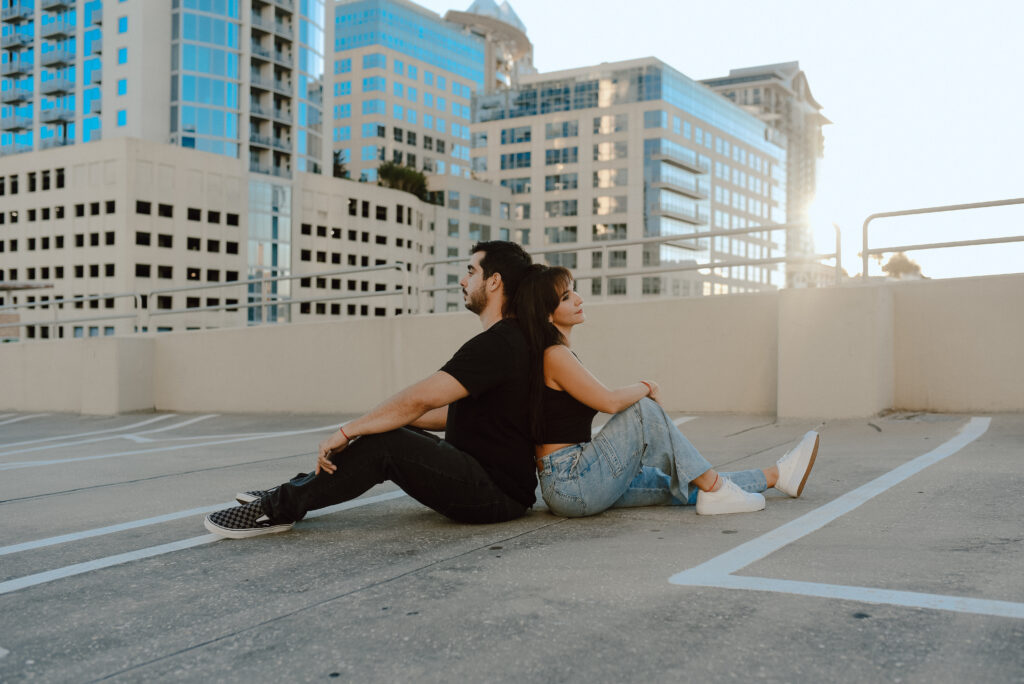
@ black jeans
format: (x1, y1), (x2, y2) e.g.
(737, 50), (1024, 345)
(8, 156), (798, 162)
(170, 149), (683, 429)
(262, 427), (528, 525)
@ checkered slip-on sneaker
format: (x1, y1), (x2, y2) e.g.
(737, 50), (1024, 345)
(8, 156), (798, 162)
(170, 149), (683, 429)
(235, 489), (271, 505)
(204, 500), (294, 539)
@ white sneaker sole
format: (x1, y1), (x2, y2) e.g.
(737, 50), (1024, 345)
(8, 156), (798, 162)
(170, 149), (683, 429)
(204, 516), (294, 539)
(696, 490), (766, 515)
(778, 432), (820, 498)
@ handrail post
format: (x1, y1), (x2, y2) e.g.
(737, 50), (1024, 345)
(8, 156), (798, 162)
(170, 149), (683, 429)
(833, 222), (842, 286)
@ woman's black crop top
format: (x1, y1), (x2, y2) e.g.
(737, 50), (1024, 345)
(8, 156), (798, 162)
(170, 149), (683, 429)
(538, 385), (598, 444)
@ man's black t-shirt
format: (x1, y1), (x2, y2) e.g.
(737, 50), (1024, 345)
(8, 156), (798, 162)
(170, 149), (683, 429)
(440, 319), (535, 507)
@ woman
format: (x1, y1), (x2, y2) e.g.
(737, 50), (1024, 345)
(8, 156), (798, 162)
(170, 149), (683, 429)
(512, 264), (819, 517)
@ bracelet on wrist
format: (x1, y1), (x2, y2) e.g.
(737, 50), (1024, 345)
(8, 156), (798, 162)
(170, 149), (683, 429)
(339, 425), (351, 442)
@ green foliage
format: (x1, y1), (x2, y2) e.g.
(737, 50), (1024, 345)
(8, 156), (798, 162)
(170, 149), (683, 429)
(377, 161), (427, 200)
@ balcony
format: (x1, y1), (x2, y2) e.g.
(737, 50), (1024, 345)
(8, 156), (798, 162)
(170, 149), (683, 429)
(1, 60), (31, 76)
(39, 106), (74, 123)
(271, 165), (291, 179)
(40, 76), (74, 95)
(88, 97), (101, 114)
(89, 65), (102, 84)
(0, 141), (31, 154)
(273, 21), (293, 39)
(250, 43), (271, 62)
(651, 205), (709, 226)
(1, 87), (32, 104)
(271, 0), (295, 10)
(1, 5), (33, 24)
(0, 113), (31, 131)
(249, 133), (272, 148)
(40, 19), (75, 39)
(39, 135), (70, 150)
(650, 145), (710, 175)
(250, 13), (272, 33)
(40, 48), (76, 67)
(249, 160), (272, 175)
(273, 49), (292, 67)
(271, 136), (290, 152)
(272, 107), (291, 124)
(250, 72), (273, 91)
(651, 180), (709, 201)
(249, 103), (271, 119)
(89, 36), (102, 54)
(272, 78), (291, 95)
(88, 6), (102, 25)
(1, 32), (32, 49)
(41, 0), (74, 10)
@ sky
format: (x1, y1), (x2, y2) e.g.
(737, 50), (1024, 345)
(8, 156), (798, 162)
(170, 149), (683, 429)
(420, 0), (1024, 278)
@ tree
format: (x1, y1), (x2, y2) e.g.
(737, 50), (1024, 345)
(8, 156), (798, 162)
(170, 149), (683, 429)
(376, 161), (427, 200)
(332, 150), (349, 179)
(882, 252), (926, 279)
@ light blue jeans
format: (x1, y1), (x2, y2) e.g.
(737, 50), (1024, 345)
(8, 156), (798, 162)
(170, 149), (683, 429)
(537, 398), (768, 517)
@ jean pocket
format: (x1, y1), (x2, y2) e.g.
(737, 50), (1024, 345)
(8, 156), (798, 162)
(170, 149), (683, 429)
(540, 470), (586, 517)
(591, 431), (637, 479)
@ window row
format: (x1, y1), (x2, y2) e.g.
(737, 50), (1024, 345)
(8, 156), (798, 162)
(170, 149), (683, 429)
(0, 232), (115, 252)
(134, 232), (239, 254)
(132, 265), (240, 281)
(0, 167), (66, 196)
(135, 201), (240, 225)
(0, 201), (115, 224)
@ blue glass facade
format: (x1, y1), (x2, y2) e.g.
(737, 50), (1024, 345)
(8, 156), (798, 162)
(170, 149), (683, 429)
(247, 180), (291, 323)
(294, 0), (324, 173)
(170, 0), (241, 158)
(478, 61), (780, 157)
(333, 0), (484, 91)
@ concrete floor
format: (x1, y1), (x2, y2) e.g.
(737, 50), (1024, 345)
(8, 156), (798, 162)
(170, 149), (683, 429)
(1, 410), (1022, 683)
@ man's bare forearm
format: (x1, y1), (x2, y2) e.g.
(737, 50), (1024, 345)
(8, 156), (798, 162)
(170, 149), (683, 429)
(409, 406), (448, 431)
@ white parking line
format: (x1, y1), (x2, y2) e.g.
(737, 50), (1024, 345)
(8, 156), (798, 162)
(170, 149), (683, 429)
(0, 490), (408, 595)
(0, 414), (176, 451)
(0, 423), (337, 470)
(669, 417), (1024, 620)
(0, 414), (51, 427)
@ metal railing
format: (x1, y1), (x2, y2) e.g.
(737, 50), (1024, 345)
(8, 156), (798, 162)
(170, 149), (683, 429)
(861, 197), (1024, 279)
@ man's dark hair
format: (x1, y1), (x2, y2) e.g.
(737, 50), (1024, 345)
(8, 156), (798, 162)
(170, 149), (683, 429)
(471, 241), (532, 312)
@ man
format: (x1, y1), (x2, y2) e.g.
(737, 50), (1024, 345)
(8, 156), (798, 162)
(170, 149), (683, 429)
(204, 241), (536, 538)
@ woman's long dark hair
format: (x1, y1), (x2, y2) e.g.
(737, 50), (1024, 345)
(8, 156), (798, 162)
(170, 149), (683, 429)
(511, 264), (575, 443)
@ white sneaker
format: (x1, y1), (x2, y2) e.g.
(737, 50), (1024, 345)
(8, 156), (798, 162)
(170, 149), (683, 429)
(696, 478), (766, 515)
(775, 431), (820, 497)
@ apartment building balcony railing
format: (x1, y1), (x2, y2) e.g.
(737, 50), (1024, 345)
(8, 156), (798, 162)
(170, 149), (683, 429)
(274, 21), (293, 39)
(250, 72), (273, 91)
(89, 36), (102, 54)
(650, 205), (710, 226)
(272, 165), (291, 179)
(271, 0), (295, 10)
(88, 97), (101, 114)
(272, 107), (291, 124)
(650, 148), (710, 175)
(1, 32), (32, 49)
(249, 160), (271, 174)
(39, 135), (70, 150)
(41, 47), (76, 67)
(40, 76), (74, 94)
(249, 103), (271, 119)
(250, 12), (272, 33)
(89, 65), (102, 83)
(0, 114), (32, 130)
(271, 136), (290, 151)
(0, 141), (31, 154)
(1, 4), (34, 24)
(249, 133), (272, 148)
(88, 6), (102, 25)
(250, 43), (271, 61)
(651, 179), (709, 201)
(39, 106), (74, 123)
(40, 19), (75, 39)
(42, 0), (74, 10)
(1, 87), (32, 104)
(273, 49), (293, 67)
(1, 60), (32, 76)
(272, 78), (291, 95)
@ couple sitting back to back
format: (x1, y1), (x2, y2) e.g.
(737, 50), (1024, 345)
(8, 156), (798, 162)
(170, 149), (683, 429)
(205, 241), (818, 538)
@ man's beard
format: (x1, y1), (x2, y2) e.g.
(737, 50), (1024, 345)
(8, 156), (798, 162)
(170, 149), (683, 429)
(463, 283), (487, 314)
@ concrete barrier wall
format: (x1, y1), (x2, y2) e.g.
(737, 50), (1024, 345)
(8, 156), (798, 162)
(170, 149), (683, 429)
(892, 274), (1024, 412)
(1, 273), (1022, 417)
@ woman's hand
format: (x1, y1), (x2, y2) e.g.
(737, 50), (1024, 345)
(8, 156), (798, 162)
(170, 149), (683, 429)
(316, 429), (350, 475)
(645, 380), (662, 405)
